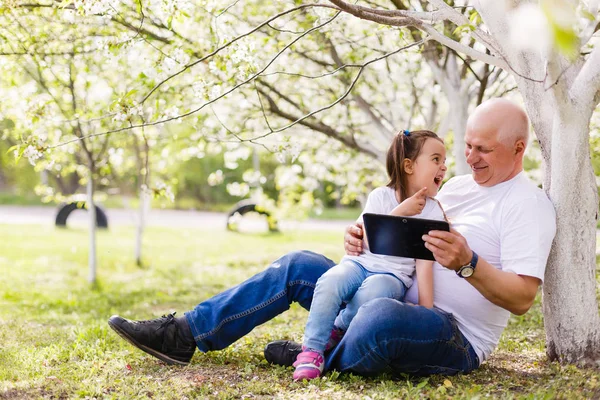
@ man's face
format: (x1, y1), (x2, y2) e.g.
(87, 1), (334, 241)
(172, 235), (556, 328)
(464, 126), (519, 187)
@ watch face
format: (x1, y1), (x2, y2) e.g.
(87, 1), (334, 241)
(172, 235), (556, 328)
(459, 266), (474, 278)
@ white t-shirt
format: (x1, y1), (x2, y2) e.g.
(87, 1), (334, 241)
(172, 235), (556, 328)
(404, 172), (556, 362)
(343, 186), (446, 288)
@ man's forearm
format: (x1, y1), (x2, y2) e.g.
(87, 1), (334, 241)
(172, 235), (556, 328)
(466, 258), (540, 315)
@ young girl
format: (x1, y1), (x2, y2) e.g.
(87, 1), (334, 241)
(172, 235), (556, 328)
(293, 130), (448, 381)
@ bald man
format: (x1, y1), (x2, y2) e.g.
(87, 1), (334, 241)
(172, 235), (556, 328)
(108, 99), (556, 378)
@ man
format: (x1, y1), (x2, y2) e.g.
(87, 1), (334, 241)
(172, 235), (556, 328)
(109, 98), (556, 376)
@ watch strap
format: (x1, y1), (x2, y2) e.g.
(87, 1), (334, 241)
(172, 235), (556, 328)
(456, 251), (478, 278)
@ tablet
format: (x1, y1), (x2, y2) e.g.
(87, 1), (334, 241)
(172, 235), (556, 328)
(362, 213), (450, 261)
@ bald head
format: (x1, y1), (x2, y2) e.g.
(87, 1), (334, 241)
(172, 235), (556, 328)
(468, 98), (530, 148)
(464, 98), (529, 187)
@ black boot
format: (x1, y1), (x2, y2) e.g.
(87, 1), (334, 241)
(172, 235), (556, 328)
(263, 340), (303, 367)
(108, 312), (196, 365)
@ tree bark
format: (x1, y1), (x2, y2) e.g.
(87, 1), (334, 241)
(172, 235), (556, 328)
(537, 111), (600, 365)
(475, 2), (600, 365)
(86, 164), (97, 284)
(449, 89), (469, 175)
(135, 190), (149, 267)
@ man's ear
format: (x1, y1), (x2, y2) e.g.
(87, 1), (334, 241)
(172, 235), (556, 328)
(403, 158), (414, 174)
(514, 139), (526, 156)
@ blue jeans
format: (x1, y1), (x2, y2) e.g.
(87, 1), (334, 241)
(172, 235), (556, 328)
(304, 260), (406, 352)
(185, 250), (479, 376)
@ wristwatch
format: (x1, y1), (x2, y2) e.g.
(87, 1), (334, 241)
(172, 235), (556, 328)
(456, 251), (478, 278)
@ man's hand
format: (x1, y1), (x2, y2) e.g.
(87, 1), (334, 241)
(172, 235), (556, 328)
(391, 187), (428, 216)
(344, 222), (364, 256)
(422, 228), (472, 270)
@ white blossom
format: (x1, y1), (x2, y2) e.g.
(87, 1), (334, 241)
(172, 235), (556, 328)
(242, 169), (262, 185)
(508, 4), (552, 54)
(209, 85), (222, 100)
(155, 181), (175, 202)
(226, 182), (250, 197)
(208, 170), (224, 186)
(23, 145), (43, 166)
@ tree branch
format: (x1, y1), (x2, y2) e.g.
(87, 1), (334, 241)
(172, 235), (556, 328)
(244, 40), (425, 144)
(327, 0), (506, 69)
(140, 3), (340, 104)
(257, 87), (380, 159)
(419, 24), (506, 69)
(50, 10), (343, 148)
(571, 45), (600, 108)
(328, 0), (423, 26)
(325, 37), (394, 138)
(425, 0), (503, 57)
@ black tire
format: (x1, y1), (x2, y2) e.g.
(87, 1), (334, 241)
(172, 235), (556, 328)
(55, 202), (108, 229)
(226, 200), (278, 232)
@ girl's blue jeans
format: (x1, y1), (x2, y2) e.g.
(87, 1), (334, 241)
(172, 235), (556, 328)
(303, 259), (406, 352)
(185, 250), (479, 376)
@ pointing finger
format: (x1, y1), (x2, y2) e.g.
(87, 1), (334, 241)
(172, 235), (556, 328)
(416, 187), (428, 198)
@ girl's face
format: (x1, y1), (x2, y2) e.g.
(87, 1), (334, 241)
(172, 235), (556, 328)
(406, 138), (447, 198)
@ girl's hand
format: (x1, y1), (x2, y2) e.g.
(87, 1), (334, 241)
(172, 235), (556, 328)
(391, 187), (428, 216)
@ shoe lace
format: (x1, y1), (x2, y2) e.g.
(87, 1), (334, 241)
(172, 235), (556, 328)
(135, 312), (177, 332)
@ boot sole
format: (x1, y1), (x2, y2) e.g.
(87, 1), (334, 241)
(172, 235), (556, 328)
(108, 316), (189, 366)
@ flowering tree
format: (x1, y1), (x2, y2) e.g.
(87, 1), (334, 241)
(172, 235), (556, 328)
(0, 3), (180, 279)
(324, 0), (600, 365)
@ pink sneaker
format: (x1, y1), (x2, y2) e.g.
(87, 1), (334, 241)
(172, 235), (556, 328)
(292, 349), (324, 381)
(325, 327), (345, 351)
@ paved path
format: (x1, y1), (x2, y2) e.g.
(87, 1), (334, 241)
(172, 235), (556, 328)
(2, 206), (599, 253)
(0, 205), (353, 232)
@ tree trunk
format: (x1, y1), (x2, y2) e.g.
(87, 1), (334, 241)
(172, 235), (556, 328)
(135, 189), (150, 267)
(86, 167), (97, 284)
(537, 111), (600, 365)
(425, 53), (471, 176)
(449, 90), (470, 175)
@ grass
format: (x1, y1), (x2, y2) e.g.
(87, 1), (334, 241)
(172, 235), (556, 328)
(309, 207), (362, 221)
(1, 224), (599, 399)
(0, 192), (46, 206)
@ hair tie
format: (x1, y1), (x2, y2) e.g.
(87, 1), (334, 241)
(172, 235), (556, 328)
(403, 130), (410, 137)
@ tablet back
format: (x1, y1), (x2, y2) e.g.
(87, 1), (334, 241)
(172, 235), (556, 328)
(362, 213), (450, 261)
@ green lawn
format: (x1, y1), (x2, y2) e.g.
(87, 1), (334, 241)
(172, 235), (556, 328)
(1, 224), (599, 399)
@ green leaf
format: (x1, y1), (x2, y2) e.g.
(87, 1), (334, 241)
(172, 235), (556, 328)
(6, 145), (19, 155)
(452, 24), (475, 37)
(553, 25), (579, 60)
(124, 89), (138, 99)
(417, 378), (430, 389)
(14, 145), (26, 164)
(469, 10), (481, 25)
(57, 0), (74, 9)
(581, 9), (596, 21)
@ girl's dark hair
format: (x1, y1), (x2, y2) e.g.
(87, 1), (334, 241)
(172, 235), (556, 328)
(386, 130), (443, 201)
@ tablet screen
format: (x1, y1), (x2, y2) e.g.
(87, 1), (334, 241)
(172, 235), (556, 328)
(362, 213), (450, 261)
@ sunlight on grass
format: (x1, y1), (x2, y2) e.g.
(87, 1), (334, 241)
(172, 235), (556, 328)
(1, 224), (599, 399)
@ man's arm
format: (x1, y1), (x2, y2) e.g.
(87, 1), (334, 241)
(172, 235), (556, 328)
(422, 229), (539, 315)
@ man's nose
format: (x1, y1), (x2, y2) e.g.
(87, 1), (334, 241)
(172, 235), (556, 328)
(466, 149), (477, 164)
